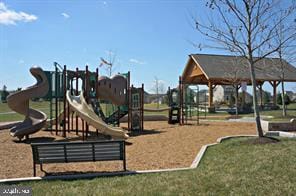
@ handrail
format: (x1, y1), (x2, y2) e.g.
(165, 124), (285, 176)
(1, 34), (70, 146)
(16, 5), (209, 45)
(54, 62), (64, 71)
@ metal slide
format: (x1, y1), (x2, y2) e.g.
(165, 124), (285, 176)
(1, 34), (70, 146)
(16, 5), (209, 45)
(7, 67), (49, 139)
(66, 91), (129, 139)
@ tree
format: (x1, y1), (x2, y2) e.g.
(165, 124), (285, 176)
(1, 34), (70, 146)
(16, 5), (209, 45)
(272, 18), (296, 116)
(194, 0), (296, 137)
(99, 50), (118, 77)
(277, 93), (291, 106)
(151, 76), (166, 109)
(263, 91), (271, 104)
(1, 85), (9, 103)
(229, 93), (236, 107)
(223, 57), (248, 116)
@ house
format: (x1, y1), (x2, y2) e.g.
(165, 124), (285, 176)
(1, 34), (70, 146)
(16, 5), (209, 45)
(213, 85), (254, 105)
(197, 89), (208, 104)
(213, 85), (235, 103)
(144, 91), (167, 104)
(285, 91), (295, 101)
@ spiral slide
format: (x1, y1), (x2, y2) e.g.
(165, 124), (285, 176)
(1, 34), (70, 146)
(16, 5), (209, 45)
(7, 67), (49, 139)
(66, 91), (129, 139)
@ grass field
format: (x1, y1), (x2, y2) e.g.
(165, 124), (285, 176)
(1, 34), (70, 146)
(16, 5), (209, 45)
(4, 137), (296, 195)
(1, 101), (295, 122)
(0, 102), (174, 122)
(246, 103), (296, 121)
(0, 101), (51, 122)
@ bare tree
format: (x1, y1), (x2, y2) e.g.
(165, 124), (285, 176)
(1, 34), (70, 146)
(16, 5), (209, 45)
(223, 57), (248, 116)
(272, 22), (296, 116)
(151, 77), (166, 109)
(194, 0), (296, 137)
(99, 50), (118, 77)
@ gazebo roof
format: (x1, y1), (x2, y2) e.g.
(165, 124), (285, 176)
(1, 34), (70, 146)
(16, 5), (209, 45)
(182, 54), (296, 85)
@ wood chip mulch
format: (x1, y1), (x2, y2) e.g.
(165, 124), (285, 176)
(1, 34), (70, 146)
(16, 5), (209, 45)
(0, 121), (256, 179)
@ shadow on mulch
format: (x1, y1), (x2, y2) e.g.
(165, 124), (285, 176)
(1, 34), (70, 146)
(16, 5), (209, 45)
(183, 123), (210, 126)
(15, 137), (56, 144)
(241, 136), (280, 145)
(128, 129), (163, 137)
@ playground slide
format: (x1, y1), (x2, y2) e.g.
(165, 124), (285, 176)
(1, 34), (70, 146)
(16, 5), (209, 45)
(66, 91), (129, 139)
(7, 67), (49, 139)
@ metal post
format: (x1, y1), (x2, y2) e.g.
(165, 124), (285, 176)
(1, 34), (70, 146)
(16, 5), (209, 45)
(75, 68), (79, 135)
(63, 65), (67, 137)
(96, 68), (99, 136)
(85, 65), (89, 139)
(55, 65), (58, 135)
(127, 72), (131, 131)
(141, 83), (144, 131)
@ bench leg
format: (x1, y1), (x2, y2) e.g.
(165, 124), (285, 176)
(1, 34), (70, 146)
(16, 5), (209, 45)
(40, 164), (49, 175)
(33, 164), (36, 177)
(123, 160), (127, 171)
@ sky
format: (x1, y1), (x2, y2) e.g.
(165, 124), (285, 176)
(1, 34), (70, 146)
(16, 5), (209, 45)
(0, 0), (295, 93)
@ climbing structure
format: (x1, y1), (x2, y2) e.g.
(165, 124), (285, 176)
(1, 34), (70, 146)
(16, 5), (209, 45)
(168, 87), (180, 124)
(43, 62), (143, 139)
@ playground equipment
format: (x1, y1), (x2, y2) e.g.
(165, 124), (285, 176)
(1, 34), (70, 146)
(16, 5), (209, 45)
(178, 76), (201, 125)
(91, 74), (130, 126)
(3, 62), (144, 141)
(139, 86), (180, 124)
(7, 67), (49, 140)
(42, 62), (144, 139)
(66, 91), (129, 139)
(128, 85), (144, 131)
(3, 61), (203, 141)
(168, 87), (180, 124)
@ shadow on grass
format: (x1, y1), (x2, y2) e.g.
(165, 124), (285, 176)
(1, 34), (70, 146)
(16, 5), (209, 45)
(240, 136), (280, 145)
(42, 169), (129, 178)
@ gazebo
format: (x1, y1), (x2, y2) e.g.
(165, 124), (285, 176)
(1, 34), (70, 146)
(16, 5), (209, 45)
(181, 54), (296, 110)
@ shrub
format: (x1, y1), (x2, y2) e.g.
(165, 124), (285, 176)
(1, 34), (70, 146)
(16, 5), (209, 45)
(277, 93), (291, 105)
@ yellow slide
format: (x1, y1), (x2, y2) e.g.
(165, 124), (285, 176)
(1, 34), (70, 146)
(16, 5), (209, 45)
(66, 91), (129, 139)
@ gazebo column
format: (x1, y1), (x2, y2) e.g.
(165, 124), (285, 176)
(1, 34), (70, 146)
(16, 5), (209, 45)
(242, 91), (245, 107)
(259, 83), (264, 108)
(208, 81), (215, 112)
(255, 82), (264, 108)
(235, 84), (240, 114)
(269, 81), (280, 108)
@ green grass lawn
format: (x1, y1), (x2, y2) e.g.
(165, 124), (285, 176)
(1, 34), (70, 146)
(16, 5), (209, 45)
(245, 103), (296, 121)
(0, 101), (51, 122)
(144, 103), (169, 116)
(4, 137), (296, 195)
(1, 101), (295, 122)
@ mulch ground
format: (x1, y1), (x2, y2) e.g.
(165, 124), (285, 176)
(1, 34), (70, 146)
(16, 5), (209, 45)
(0, 121), (256, 179)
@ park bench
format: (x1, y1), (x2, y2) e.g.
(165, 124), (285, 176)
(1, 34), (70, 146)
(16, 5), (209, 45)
(31, 140), (126, 176)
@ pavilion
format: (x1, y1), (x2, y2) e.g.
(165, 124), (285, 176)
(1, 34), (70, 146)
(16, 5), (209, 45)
(181, 54), (296, 110)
